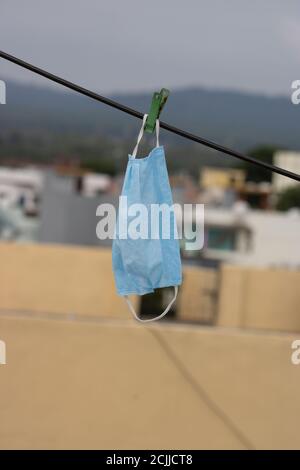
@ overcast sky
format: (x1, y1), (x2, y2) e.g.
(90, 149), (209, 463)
(0, 0), (299, 96)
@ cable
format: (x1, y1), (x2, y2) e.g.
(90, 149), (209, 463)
(1, 49), (300, 183)
(148, 327), (256, 450)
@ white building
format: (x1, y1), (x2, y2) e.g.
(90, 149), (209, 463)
(181, 203), (300, 269)
(82, 173), (111, 197)
(0, 167), (43, 209)
(273, 151), (300, 192)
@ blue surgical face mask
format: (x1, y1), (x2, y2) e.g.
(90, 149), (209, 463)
(112, 114), (182, 322)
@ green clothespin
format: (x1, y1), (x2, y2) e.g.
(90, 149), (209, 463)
(144, 88), (170, 133)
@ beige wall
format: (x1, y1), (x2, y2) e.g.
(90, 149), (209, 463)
(0, 243), (300, 449)
(177, 266), (218, 323)
(0, 242), (300, 332)
(218, 265), (300, 332)
(0, 314), (299, 449)
(200, 167), (245, 190)
(0, 242), (137, 319)
(179, 264), (300, 333)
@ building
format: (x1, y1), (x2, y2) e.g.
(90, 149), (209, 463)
(200, 167), (246, 191)
(0, 166), (42, 211)
(273, 151), (300, 192)
(38, 171), (117, 247)
(180, 203), (300, 268)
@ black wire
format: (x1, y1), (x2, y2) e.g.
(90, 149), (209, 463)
(1, 49), (300, 183)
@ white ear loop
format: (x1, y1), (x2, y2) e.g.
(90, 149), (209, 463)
(156, 119), (160, 148)
(131, 115), (160, 159)
(124, 286), (178, 323)
(132, 114), (147, 158)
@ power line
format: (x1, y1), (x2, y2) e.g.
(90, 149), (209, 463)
(1, 49), (300, 183)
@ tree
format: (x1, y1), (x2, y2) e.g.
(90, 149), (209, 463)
(243, 145), (279, 183)
(80, 158), (117, 176)
(277, 185), (300, 211)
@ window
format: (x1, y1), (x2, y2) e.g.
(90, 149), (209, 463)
(206, 226), (236, 251)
